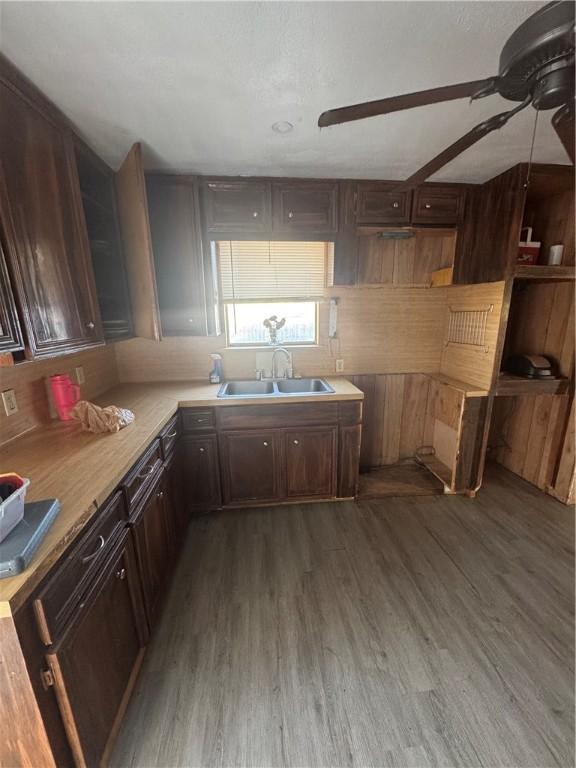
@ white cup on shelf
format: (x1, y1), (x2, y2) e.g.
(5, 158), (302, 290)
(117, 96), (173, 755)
(548, 244), (564, 265)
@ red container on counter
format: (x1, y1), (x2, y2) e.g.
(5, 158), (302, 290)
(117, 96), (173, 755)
(49, 374), (81, 421)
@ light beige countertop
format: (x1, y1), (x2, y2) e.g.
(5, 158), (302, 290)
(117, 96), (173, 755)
(0, 378), (362, 614)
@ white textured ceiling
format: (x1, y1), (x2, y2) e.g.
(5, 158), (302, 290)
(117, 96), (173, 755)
(0, 1), (570, 182)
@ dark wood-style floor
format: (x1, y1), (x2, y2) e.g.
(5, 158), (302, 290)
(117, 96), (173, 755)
(112, 465), (574, 768)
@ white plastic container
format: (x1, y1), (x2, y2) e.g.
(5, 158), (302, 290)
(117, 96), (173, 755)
(0, 478), (30, 544)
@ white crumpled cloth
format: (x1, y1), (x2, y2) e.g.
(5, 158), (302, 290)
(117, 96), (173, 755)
(71, 400), (135, 433)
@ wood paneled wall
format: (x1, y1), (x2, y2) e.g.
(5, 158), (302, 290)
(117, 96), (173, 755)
(439, 281), (506, 390)
(0, 345), (119, 446)
(357, 228), (456, 286)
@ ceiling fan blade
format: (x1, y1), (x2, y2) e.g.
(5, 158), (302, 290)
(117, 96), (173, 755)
(552, 103), (575, 164)
(318, 78), (498, 128)
(392, 96), (532, 190)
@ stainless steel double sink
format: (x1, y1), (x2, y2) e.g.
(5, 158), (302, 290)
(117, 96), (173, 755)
(217, 378), (335, 398)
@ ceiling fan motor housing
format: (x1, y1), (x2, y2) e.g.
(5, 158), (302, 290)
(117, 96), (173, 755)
(498, 0), (575, 109)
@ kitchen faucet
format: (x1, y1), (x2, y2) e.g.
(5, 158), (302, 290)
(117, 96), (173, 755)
(270, 347), (293, 379)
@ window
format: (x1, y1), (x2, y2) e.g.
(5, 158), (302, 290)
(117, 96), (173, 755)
(215, 240), (333, 346)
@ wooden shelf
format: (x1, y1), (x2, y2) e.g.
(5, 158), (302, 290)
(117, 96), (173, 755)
(415, 453), (453, 489)
(514, 265), (575, 282)
(495, 374), (569, 396)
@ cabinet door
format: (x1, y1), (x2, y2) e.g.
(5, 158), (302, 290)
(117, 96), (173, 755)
(219, 430), (281, 505)
(46, 534), (147, 768)
(0, 238), (23, 353)
(285, 427), (337, 499)
(356, 183), (412, 225)
(273, 182), (338, 233)
(0, 81), (103, 357)
(75, 142), (133, 340)
(203, 181), (271, 233)
(132, 474), (173, 627)
(411, 185), (466, 225)
(181, 434), (222, 510)
(165, 446), (188, 545)
(115, 143), (162, 341)
(147, 176), (214, 336)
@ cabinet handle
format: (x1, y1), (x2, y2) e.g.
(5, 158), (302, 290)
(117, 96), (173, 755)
(425, 203), (432, 209)
(252, 211), (259, 218)
(138, 465), (155, 479)
(166, 431), (178, 438)
(288, 211), (294, 219)
(115, 568), (126, 580)
(196, 418), (208, 423)
(80, 535), (105, 564)
(199, 447), (205, 453)
(392, 202), (399, 208)
(187, 318), (195, 324)
(86, 321), (95, 330)
(293, 439), (300, 445)
(157, 490), (164, 500)
(263, 441), (269, 447)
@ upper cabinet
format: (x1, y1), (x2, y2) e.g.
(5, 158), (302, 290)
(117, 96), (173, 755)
(356, 183), (412, 225)
(0, 64), (104, 357)
(203, 180), (271, 233)
(0, 237), (23, 353)
(411, 185), (466, 225)
(75, 142), (133, 340)
(272, 182), (338, 233)
(147, 175), (216, 336)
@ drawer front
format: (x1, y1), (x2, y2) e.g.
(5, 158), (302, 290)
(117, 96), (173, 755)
(121, 440), (163, 511)
(34, 491), (126, 645)
(203, 181), (271, 233)
(181, 408), (216, 432)
(411, 186), (466, 225)
(273, 183), (338, 233)
(356, 183), (412, 224)
(216, 402), (340, 430)
(160, 413), (180, 460)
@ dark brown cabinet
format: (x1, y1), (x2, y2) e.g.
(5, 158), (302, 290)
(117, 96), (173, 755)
(75, 143), (133, 340)
(45, 533), (146, 768)
(181, 434), (222, 510)
(411, 185), (466, 225)
(164, 447), (187, 543)
(272, 182), (338, 233)
(132, 472), (173, 627)
(203, 180), (271, 233)
(356, 183), (412, 225)
(285, 427), (337, 499)
(0, 238), (23, 352)
(0, 74), (103, 357)
(147, 175), (216, 335)
(219, 430), (282, 504)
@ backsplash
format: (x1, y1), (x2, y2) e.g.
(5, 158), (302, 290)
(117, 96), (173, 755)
(0, 345), (119, 446)
(114, 286), (449, 383)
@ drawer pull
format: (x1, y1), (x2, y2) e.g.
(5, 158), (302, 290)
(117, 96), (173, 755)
(263, 441), (269, 447)
(115, 568), (126, 580)
(196, 418), (209, 423)
(199, 447), (205, 453)
(288, 211), (294, 219)
(252, 211), (259, 218)
(392, 201), (399, 208)
(425, 203), (431, 209)
(166, 430), (178, 438)
(157, 491), (165, 500)
(80, 535), (105, 564)
(85, 320), (95, 330)
(138, 465), (156, 479)
(293, 439), (300, 445)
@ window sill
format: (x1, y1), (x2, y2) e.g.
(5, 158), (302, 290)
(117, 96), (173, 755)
(223, 344), (322, 351)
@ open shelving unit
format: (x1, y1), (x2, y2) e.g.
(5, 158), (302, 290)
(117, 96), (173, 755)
(495, 373), (569, 397)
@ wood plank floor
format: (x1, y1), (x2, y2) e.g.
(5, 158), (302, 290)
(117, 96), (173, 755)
(112, 465), (574, 768)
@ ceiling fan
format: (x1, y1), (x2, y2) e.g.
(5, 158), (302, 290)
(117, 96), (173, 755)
(318, 1), (575, 188)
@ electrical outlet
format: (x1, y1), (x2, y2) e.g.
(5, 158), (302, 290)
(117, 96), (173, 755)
(74, 366), (85, 385)
(2, 389), (18, 416)
(335, 359), (345, 373)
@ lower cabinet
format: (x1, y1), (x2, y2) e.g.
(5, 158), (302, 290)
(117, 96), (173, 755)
(181, 434), (222, 510)
(45, 532), (147, 768)
(285, 427), (337, 499)
(219, 430), (282, 504)
(131, 471), (174, 628)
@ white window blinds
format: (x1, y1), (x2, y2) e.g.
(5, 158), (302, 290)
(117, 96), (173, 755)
(216, 241), (333, 302)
